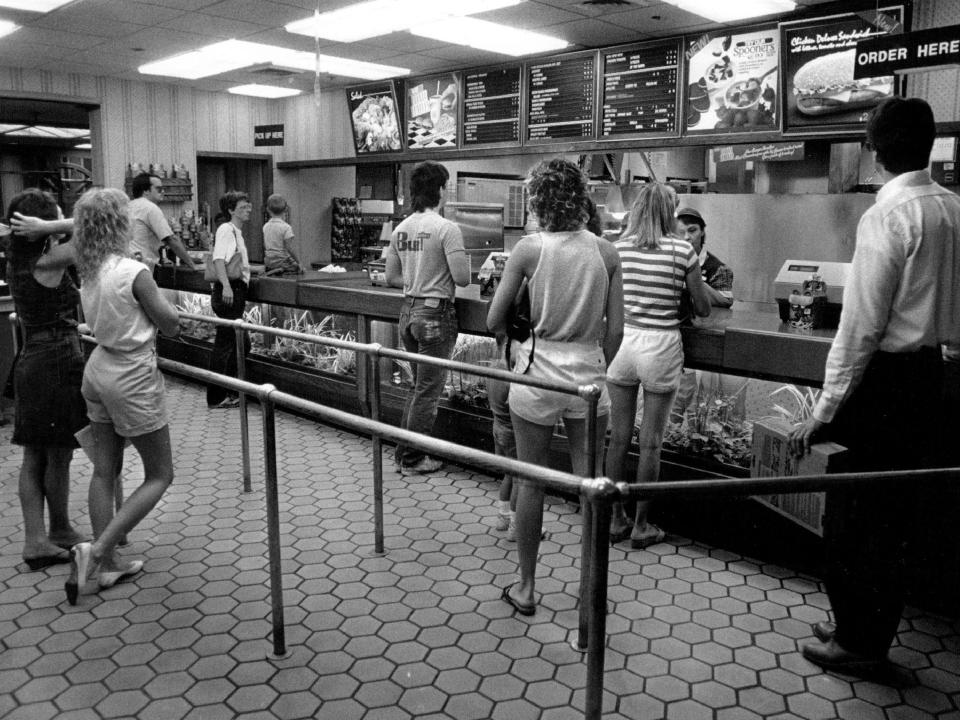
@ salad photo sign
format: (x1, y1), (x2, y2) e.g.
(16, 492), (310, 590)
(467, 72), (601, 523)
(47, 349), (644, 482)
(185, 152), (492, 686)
(346, 81), (402, 155)
(684, 27), (780, 136)
(781, 6), (906, 134)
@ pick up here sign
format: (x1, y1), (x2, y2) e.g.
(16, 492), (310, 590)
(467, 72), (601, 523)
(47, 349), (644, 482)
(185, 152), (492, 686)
(854, 24), (960, 77)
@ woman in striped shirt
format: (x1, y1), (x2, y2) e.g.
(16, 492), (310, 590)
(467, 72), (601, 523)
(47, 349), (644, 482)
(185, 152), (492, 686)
(605, 183), (711, 548)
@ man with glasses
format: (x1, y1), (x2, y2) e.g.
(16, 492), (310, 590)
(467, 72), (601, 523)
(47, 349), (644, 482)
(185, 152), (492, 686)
(128, 173), (196, 272)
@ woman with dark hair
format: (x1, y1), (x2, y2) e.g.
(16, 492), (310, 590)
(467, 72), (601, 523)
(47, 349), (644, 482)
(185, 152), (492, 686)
(6, 188), (86, 570)
(64, 187), (180, 604)
(206, 190), (252, 408)
(487, 158), (624, 615)
(605, 182), (711, 548)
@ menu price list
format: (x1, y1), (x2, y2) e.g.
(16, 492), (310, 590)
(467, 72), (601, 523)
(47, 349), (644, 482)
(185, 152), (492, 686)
(464, 68), (521, 146)
(527, 55), (596, 142)
(602, 41), (680, 137)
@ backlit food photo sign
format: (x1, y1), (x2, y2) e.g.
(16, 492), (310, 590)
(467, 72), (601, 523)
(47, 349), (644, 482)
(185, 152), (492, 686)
(684, 26), (780, 136)
(781, 6), (906, 135)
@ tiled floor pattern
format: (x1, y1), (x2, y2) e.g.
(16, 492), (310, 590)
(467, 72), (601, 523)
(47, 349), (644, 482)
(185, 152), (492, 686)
(1, 374), (959, 720)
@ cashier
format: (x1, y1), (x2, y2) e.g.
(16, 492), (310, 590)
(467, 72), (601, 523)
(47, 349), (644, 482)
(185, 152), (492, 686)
(385, 161), (470, 475)
(675, 207), (733, 308)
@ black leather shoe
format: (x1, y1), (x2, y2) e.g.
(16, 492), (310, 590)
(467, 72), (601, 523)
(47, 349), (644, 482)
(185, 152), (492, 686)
(801, 639), (884, 675)
(812, 621), (836, 643)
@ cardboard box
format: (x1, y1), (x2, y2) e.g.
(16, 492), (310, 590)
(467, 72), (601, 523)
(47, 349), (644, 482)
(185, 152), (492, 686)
(750, 417), (847, 536)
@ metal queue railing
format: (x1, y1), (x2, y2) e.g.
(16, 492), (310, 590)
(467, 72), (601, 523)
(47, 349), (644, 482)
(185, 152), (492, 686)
(18, 312), (959, 720)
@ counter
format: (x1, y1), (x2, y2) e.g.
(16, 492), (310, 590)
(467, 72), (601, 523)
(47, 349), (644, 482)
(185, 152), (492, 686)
(157, 267), (834, 387)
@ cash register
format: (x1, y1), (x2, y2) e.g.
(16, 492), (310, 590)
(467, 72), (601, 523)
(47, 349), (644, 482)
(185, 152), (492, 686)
(774, 259), (850, 329)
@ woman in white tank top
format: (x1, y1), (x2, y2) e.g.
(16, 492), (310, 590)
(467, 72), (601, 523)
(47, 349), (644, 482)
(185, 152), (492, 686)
(62, 188), (182, 605)
(488, 159), (624, 615)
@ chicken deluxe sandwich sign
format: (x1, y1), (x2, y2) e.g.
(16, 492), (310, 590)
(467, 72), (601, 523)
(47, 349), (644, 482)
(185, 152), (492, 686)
(781, 6), (905, 135)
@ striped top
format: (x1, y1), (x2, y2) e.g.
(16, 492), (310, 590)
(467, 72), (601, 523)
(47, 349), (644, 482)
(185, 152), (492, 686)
(615, 236), (697, 330)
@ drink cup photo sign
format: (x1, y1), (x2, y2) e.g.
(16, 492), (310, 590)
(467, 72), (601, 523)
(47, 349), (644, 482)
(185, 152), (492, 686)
(781, 6), (906, 134)
(406, 72), (460, 150)
(684, 27), (780, 135)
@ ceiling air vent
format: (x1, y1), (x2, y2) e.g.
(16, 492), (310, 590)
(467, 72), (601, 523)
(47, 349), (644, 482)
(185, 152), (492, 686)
(249, 66), (298, 78)
(580, 0), (636, 5)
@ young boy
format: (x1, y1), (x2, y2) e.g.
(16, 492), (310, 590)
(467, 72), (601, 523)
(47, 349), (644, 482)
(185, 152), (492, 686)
(263, 194), (304, 274)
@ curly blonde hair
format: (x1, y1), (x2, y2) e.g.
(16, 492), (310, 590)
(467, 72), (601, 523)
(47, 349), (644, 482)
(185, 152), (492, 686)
(622, 182), (676, 250)
(74, 188), (130, 283)
(526, 159), (589, 232)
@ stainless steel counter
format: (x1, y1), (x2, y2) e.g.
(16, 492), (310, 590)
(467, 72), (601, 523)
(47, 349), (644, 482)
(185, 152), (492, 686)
(158, 268), (833, 387)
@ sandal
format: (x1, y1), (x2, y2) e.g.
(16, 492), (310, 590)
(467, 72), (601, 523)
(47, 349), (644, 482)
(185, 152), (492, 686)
(630, 525), (666, 549)
(501, 583), (536, 616)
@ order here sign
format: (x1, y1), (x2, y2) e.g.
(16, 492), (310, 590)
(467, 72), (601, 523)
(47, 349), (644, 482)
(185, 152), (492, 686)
(854, 24), (960, 78)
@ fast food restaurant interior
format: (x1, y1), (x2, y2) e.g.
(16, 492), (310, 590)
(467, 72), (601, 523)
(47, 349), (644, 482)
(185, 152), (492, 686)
(1, 1), (960, 719)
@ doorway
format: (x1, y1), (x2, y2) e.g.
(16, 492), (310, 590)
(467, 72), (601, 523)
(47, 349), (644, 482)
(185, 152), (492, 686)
(197, 153), (273, 263)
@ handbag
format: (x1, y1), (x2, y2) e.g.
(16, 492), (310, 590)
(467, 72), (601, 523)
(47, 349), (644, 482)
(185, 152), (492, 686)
(505, 280), (535, 372)
(203, 251), (243, 282)
(203, 226), (244, 283)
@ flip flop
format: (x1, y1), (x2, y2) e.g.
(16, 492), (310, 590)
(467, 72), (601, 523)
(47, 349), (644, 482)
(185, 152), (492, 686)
(630, 525), (666, 550)
(65, 542), (94, 606)
(501, 583), (536, 616)
(23, 552), (71, 571)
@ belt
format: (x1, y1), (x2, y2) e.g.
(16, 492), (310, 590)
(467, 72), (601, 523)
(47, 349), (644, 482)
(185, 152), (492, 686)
(23, 324), (77, 341)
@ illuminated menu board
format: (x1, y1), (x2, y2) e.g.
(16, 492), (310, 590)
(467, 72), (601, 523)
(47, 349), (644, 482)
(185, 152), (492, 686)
(526, 52), (596, 142)
(601, 40), (681, 138)
(463, 67), (521, 146)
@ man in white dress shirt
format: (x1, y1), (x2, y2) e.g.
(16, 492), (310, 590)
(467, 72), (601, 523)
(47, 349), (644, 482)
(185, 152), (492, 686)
(789, 97), (960, 673)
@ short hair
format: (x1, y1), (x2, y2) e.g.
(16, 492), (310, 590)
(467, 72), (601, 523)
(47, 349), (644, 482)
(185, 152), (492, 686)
(410, 161), (449, 212)
(867, 97), (936, 174)
(219, 190), (250, 216)
(131, 173), (159, 199)
(527, 159), (589, 233)
(622, 182), (677, 250)
(266, 194), (287, 215)
(7, 187), (58, 228)
(73, 188), (130, 282)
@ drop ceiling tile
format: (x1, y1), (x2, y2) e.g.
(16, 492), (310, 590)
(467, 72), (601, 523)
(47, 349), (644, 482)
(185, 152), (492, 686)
(542, 16), (652, 46)
(133, 0), (224, 10)
(11, 27), (110, 51)
(160, 12), (269, 39)
(196, 0), (307, 26)
(32, 4), (147, 38)
(99, 28), (211, 58)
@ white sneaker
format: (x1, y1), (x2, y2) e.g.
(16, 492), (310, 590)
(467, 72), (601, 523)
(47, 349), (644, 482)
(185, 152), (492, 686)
(496, 509), (511, 532)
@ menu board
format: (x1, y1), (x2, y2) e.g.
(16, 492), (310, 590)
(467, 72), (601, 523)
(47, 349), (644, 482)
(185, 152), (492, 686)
(781, 6), (905, 134)
(406, 72), (460, 150)
(600, 39), (681, 139)
(684, 27), (780, 135)
(526, 52), (596, 143)
(345, 81), (402, 155)
(463, 67), (521, 147)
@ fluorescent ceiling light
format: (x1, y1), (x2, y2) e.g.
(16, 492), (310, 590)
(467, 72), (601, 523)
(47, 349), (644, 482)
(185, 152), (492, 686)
(286, 0), (522, 43)
(228, 84), (301, 99)
(0, 0), (74, 10)
(662, 0), (794, 23)
(74, 142), (92, 149)
(0, 124), (88, 138)
(139, 39), (408, 81)
(411, 17), (566, 56)
(0, 20), (18, 38)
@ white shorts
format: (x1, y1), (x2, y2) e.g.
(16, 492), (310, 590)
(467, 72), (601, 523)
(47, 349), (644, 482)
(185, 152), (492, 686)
(606, 326), (684, 393)
(82, 346), (168, 437)
(509, 338), (610, 426)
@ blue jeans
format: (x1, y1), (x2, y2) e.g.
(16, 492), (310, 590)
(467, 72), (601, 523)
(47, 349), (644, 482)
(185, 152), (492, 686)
(395, 299), (458, 467)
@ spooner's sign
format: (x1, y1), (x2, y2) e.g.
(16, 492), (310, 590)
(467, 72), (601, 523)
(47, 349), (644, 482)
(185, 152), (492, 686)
(854, 24), (960, 77)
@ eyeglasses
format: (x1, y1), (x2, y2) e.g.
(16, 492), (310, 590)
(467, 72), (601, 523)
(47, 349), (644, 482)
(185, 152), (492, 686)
(152, 185), (165, 193)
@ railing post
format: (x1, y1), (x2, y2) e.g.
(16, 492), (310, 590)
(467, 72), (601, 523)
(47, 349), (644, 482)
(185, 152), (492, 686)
(583, 478), (615, 720)
(574, 386), (602, 652)
(369, 344), (386, 556)
(235, 319), (252, 493)
(259, 383), (288, 660)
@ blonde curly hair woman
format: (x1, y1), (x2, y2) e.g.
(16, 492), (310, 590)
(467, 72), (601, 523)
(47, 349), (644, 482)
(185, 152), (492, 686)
(64, 188), (181, 605)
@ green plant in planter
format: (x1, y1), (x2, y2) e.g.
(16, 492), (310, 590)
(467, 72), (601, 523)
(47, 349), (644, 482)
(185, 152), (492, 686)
(175, 292), (216, 342)
(446, 335), (498, 409)
(254, 309), (357, 376)
(662, 377), (753, 469)
(767, 383), (820, 424)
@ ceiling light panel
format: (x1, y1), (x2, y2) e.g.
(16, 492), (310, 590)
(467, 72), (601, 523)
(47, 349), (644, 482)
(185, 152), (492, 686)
(285, 0), (523, 43)
(0, 0), (73, 10)
(411, 17), (567, 56)
(662, 0), (795, 24)
(228, 84), (301, 99)
(0, 19), (17, 38)
(139, 40), (409, 81)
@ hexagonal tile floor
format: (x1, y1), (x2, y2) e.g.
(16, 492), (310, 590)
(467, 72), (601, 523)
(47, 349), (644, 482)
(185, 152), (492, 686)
(1, 375), (958, 720)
